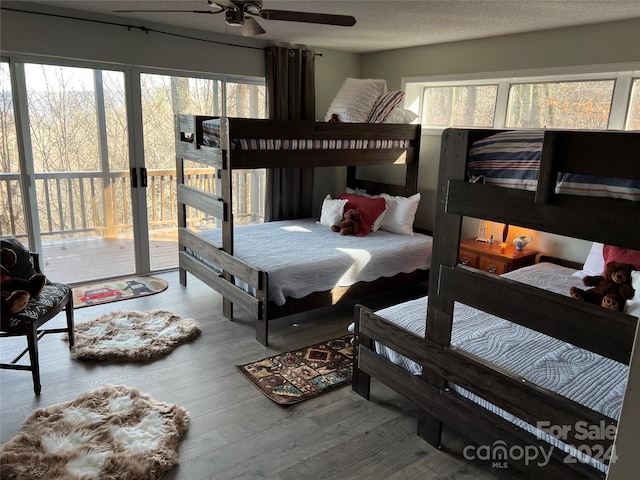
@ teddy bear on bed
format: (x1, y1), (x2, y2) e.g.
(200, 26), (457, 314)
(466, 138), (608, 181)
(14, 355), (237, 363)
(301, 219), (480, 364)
(569, 261), (636, 311)
(331, 208), (361, 236)
(1, 246), (47, 314)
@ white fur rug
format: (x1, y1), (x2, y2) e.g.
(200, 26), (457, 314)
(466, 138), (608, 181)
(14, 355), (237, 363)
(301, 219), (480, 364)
(69, 310), (201, 361)
(0, 385), (189, 480)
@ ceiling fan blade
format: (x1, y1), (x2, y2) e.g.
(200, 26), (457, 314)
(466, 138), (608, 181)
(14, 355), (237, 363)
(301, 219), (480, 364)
(240, 17), (266, 36)
(113, 10), (223, 14)
(258, 9), (356, 27)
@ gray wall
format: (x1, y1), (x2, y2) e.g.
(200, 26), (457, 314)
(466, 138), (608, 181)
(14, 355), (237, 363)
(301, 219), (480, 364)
(357, 18), (640, 263)
(3, 3), (639, 259)
(1, 2), (265, 76)
(0, 1), (360, 220)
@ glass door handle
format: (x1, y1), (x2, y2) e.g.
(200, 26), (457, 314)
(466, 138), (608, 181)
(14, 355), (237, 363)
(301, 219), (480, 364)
(141, 167), (148, 188)
(130, 167), (137, 188)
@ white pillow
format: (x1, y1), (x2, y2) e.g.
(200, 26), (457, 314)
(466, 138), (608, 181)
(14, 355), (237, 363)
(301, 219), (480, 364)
(324, 78), (387, 123)
(624, 271), (640, 318)
(382, 108), (419, 124)
(572, 242), (604, 278)
(379, 192), (420, 235)
(344, 187), (387, 231)
(319, 194), (347, 227)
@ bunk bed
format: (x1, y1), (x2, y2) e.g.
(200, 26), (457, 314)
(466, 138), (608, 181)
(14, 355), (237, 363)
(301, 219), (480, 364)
(352, 128), (640, 479)
(175, 115), (431, 346)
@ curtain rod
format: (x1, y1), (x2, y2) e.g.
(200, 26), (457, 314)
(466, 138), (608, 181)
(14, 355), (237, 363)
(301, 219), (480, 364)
(2, 7), (267, 51)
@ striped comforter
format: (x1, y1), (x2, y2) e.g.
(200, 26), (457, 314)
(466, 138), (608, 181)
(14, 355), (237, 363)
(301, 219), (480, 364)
(467, 130), (640, 202)
(202, 118), (410, 150)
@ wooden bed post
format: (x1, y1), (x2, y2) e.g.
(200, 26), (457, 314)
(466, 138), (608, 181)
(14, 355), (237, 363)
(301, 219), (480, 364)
(256, 271), (268, 346)
(352, 305), (372, 400)
(417, 128), (470, 447)
(220, 117), (234, 320)
(175, 115), (188, 286)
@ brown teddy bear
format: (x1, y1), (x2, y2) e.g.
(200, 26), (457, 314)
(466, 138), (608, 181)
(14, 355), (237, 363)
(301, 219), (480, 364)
(1, 246), (47, 314)
(569, 261), (635, 311)
(331, 209), (361, 236)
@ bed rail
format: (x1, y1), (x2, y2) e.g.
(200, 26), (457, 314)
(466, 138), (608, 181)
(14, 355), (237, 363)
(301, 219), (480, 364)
(176, 114), (426, 345)
(355, 306), (612, 480)
(353, 127), (639, 479)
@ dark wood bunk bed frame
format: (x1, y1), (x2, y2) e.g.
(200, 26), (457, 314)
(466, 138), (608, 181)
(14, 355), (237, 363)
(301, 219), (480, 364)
(353, 128), (640, 479)
(175, 115), (426, 346)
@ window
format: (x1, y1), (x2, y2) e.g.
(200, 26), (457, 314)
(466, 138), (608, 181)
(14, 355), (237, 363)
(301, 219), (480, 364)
(627, 78), (640, 130)
(0, 61), (25, 237)
(2, 55), (266, 280)
(422, 84), (497, 127)
(506, 80), (615, 129)
(408, 67), (640, 131)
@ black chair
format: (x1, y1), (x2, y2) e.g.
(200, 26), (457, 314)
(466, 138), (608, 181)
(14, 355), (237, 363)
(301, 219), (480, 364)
(1, 237), (74, 395)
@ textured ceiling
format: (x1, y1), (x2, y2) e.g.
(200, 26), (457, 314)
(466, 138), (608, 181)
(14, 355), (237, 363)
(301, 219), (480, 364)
(8, 0), (640, 53)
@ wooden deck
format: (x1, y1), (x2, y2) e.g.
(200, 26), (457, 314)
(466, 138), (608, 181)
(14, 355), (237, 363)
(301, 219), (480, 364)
(40, 235), (178, 285)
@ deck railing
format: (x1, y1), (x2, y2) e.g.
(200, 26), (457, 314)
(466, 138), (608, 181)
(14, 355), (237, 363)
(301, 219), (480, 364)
(0, 168), (265, 238)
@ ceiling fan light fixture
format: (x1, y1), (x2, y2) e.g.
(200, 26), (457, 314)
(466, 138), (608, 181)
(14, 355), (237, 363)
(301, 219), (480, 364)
(225, 8), (244, 26)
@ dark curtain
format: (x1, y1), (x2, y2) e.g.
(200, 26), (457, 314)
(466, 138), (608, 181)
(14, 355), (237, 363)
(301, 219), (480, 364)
(264, 46), (316, 221)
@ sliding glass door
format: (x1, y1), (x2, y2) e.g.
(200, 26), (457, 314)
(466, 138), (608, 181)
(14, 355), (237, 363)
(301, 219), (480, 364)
(2, 57), (266, 284)
(140, 74), (222, 271)
(22, 63), (135, 283)
(140, 73), (266, 271)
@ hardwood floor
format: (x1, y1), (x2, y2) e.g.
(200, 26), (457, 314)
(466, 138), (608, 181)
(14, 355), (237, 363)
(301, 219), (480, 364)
(1, 271), (525, 480)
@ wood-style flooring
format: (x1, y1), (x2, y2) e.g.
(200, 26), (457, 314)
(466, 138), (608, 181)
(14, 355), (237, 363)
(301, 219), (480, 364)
(0, 271), (525, 480)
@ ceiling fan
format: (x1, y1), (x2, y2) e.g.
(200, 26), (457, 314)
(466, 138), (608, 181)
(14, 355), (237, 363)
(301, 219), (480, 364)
(114, 0), (357, 37)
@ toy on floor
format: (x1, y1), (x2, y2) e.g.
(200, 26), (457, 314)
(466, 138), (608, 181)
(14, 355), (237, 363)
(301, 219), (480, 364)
(1, 246), (46, 314)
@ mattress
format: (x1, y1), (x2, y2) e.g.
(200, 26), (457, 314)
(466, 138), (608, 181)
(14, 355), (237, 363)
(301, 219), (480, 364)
(356, 262), (628, 472)
(195, 218), (432, 306)
(202, 118), (411, 150)
(467, 130), (640, 202)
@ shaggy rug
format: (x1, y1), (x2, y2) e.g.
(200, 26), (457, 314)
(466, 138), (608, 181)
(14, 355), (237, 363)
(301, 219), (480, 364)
(72, 276), (168, 308)
(68, 310), (201, 361)
(0, 385), (189, 480)
(236, 335), (353, 405)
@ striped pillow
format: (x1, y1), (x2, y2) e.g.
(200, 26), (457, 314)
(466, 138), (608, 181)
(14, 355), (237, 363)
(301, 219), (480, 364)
(367, 91), (406, 123)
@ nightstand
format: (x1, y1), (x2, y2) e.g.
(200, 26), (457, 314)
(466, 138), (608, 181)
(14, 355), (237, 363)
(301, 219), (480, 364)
(458, 238), (539, 275)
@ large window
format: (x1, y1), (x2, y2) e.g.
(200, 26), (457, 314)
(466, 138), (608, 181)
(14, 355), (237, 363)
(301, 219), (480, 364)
(506, 80), (615, 129)
(627, 78), (640, 130)
(140, 73), (266, 270)
(422, 84), (497, 127)
(1, 56), (265, 282)
(0, 61), (24, 238)
(410, 68), (640, 131)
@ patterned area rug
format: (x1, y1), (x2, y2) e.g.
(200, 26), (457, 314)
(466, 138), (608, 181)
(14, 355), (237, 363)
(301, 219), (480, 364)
(236, 335), (353, 405)
(0, 385), (189, 480)
(67, 310), (201, 361)
(72, 276), (168, 308)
